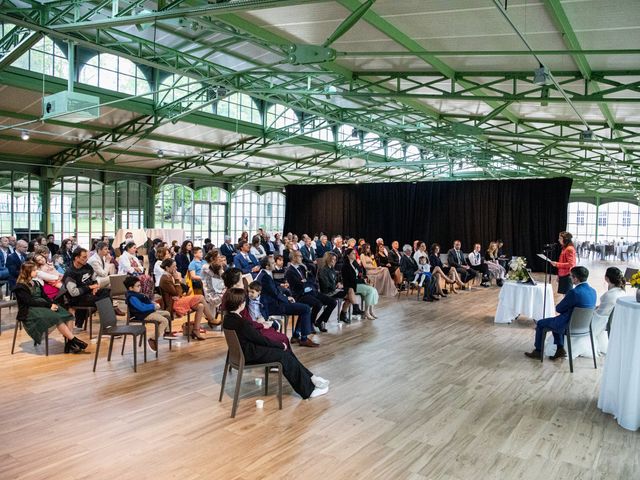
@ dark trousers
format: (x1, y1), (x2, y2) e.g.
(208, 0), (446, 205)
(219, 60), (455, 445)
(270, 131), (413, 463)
(248, 347), (315, 399)
(470, 263), (489, 281)
(422, 276), (439, 300)
(277, 302), (313, 339)
(300, 291), (337, 326)
(455, 266), (475, 283)
(534, 316), (568, 351)
(68, 288), (111, 327)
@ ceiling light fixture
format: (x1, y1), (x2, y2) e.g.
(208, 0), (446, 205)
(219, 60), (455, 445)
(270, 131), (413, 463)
(533, 64), (550, 86)
(21, 130), (29, 141)
(157, 149), (164, 158)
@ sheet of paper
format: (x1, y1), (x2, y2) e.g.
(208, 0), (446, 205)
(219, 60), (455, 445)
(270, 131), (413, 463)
(537, 253), (551, 262)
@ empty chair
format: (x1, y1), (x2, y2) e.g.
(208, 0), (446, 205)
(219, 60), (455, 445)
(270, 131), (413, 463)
(93, 297), (147, 372)
(219, 329), (282, 418)
(541, 307), (596, 373)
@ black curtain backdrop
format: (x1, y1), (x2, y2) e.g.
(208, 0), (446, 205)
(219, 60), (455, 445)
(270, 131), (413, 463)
(284, 177), (572, 272)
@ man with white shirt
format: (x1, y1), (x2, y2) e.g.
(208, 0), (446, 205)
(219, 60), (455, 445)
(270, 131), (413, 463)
(468, 243), (490, 288)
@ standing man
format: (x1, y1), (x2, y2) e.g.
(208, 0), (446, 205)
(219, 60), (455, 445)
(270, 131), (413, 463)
(220, 235), (237, 265)
(46, 234), (59, 255)
(447, 240), (475, 284)
(6, 239), (28, 288)
(525, 266), (596, 360)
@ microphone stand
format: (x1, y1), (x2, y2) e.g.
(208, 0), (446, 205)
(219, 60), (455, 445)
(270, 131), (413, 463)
(542, 244), (553, 318)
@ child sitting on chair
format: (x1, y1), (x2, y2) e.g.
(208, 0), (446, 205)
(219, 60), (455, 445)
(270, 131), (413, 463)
(124, 276), (178, 352)
(247, 281), (280, 331)
(414, 256), (432, 287)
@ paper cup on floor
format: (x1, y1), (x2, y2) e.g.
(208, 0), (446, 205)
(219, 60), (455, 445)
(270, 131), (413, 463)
(256, 399), (264, 408)
(255, 378), (263, 386)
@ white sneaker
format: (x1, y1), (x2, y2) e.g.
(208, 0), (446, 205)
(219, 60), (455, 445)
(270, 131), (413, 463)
(311, 375), (330, 388)
(309, 385), (329, 398)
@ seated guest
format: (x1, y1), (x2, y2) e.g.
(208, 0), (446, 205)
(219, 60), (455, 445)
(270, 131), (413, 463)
(331, 236), (345, 272)
(124, 276), (177, 352)
(46, 234), (59, 256)
(247, 281), (279, 330)
(154, 246), (172, 288)
(0, 241), (9, 281)
(468, 243), (491, 287)
(375, 238), (388, 257)
(201, 250), (225, 314)
(6, 239), (28, 289)
(119, 231), (134, 254)
(412, 254), (441, 302)
(272, 254), (287, 285)
(429, 243), (464, 292)
(273, 233), (284, 256)
(52, 254), (66, 275)
(220, 235), (237, 265)
(203, 238), (214, 253)
(250, 235), (267, 260)
(315, 235), (333, 258)
(188, 246), (206, 292)
(33, 251), (63, 300)
(525, 266), (596, 360)
(88, 241), (116, 288)
(148, 238), (163, 272)
(14, 261), (87, 354)
(360, 243), (398, 296)
(485, 242), (506, 286)
(158, 258), (217, 339)
(377, 241), (402, 285)
(118, 242), (154, 298)
(238, 231), (249, 245)
(285, 251), (336, 333)
(299, 236), (318, 275)
(223, 288), (329, 399)
(233, 240), (260, 276)
(59, 239), (74, 268)
(447, 240), (475, 284)
(388, 241), (403, 286)
(399, 244), (419, 286)
(342, 248), (379, 320)
(175, 240), (194, 277)
(282, 239), (293, 266)
(63, 248), (111, 328)
(318, 252), (358, 324)
(589, 267), (626, 356)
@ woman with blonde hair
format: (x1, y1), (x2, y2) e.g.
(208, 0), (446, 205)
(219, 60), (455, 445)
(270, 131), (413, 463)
(485, 242), (506, 286)
(360, 243), (398, 296)
(13, 261), (87, 353)
(32, 249), (63, 299)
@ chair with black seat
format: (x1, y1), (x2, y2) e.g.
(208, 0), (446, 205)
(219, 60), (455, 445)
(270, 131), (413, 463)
(219, 329), (282, 418)
(0, 298), (17, 336)
(93, 297), (147, 372)
(11, 318), (50, 355)
(109, 274), (127, 303)
(540, 306), (596, 373)
(120, 305), (171, 358)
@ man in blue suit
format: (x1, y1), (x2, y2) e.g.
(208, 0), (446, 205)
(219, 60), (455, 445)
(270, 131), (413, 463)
(255, 257), (317, 347)
(299, 236), (317, 276)
(6, 239), (28, 288)
(525, 266), (597, 360)
(233, 240), (260, 276)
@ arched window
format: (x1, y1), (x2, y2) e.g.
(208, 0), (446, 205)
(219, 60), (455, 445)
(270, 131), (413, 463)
(50, 176), (110, 248)
(0, 171), (41, 236)
(12, 36), (68, 79)
(155, 184), (194, 235)
(597, 202), (640, 243)
(363, 132), (383, 155)
(158, 74), (208, 108)
(338, 124), (360, 148)
(260, 192), (286, 234)
(406, 145), (421, 162)
(566, 201), (597, 243)
(216, 93), (261, 124)
(266, 104), (299, 131)
(114, 180), (148, 231)
(387, 140), (404, 160)
(231, 189), (260, 242)
(193, 187), (229, 247)
(79, 53), (150, 96)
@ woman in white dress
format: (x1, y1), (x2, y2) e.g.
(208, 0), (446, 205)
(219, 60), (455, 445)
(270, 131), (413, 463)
(591, 267), (626, 355)
(250, 235), (267, 260)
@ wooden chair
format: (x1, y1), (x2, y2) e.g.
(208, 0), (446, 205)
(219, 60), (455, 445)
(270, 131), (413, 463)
(219, 329), (282, 418)
(541, 307), (596, 373)
(93, 297), (147, 372)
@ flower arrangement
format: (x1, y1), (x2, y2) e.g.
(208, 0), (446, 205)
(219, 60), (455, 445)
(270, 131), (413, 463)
(506, 256), (528, 282)
(630, 271), (640, 289)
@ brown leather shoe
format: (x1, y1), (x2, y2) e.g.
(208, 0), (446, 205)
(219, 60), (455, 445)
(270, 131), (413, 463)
(290, 336), (299, 345)
(114, 306), (126, 316)
(524, 349), (542, 359)
(298, 338), (319, 347)
(549, 347), (567, 360)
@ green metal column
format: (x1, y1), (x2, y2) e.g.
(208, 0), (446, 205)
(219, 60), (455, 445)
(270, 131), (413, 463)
(594, 195), (600, 242)
(147, 177), (157, 229)
(40, 169), (51, 235)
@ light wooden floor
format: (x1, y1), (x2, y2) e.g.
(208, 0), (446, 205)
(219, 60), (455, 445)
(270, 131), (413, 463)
(1, 259), (638, 480)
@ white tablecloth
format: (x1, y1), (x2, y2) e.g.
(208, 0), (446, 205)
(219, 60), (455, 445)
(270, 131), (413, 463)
(598, 296), (640, 431)
(494, 281), (555, 323)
